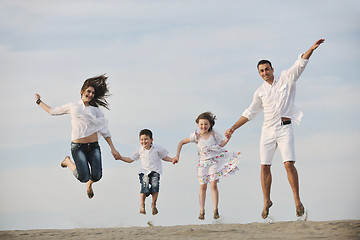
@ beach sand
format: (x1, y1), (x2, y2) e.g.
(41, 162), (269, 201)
(1, 220), (359, 240)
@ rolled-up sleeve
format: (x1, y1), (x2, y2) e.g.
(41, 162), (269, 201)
(282, 54), (309, 83)
(50, 104), (70, 116)
(99, 125), (111, 139)
(242, 91), (262, 121)
(95, 108), (112, 139)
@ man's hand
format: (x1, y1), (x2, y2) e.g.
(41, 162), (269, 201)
(225, 128), (234, 139)
(302, 38), (325, 59)
(310, 39), (325, 50)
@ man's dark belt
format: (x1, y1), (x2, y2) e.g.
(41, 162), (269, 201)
(281, 120), (292, 125)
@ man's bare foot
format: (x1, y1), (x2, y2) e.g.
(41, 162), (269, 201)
(261, 200), (273, 219)
(61, 156), (70, 168)
(152, 204), (158, 215)
(140, 204), (146, 214)
(296, 202), (305, 217)
(214, 209), (220, 219)
(198, 211), (205, 220)
(87, 182), (94, 199)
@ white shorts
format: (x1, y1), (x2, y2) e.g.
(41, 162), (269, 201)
(260, 123), (295, 165)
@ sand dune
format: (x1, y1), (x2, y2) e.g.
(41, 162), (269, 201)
(1, 220), (359, 240)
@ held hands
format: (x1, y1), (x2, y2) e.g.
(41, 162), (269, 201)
(172, 156), (179, 165)
(225, 128), (234, 139)
(111, 148), (121, 160)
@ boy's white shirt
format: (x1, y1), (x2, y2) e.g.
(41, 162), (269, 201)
(130, 143), (169, 175)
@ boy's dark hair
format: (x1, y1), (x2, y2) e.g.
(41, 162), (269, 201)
(257, 60), (273, 70)
(196, 112), (216, 132)
(139, 129), (153, 139)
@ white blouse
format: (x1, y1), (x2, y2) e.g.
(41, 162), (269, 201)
(50, 100), (111, 141)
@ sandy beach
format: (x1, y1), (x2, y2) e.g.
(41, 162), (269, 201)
(1, 220), (359, 240)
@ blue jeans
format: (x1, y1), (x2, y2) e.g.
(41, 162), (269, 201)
(71, 142), (102, 183)
(138, 171), (160, 196)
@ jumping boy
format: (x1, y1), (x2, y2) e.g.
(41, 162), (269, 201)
(118, 129), (173, 215)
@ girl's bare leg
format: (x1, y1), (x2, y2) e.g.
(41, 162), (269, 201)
(199, 183), (207, 220)
(210, 180), (220, 219)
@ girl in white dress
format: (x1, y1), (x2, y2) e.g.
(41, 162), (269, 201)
(173, 112), (240, 220)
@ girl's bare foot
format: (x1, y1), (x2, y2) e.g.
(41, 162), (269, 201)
(61, 156), (71, 168)
(261, 200), (273, 219)
(198, 211), (205, 220)
(140, 204), (146, 214)
(214, 209), (220, 219)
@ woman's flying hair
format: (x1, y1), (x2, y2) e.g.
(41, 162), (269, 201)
(81, 74), (110, 109)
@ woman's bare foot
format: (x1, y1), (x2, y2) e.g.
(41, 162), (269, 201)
(198, 211), (205, 220)
(61, 156), (71, 168)
(86, 181), (94, 199)
(140, 204), (146, 214)
(152, 204), (158, 215)
(214, 209), (220, 219)
(261, 200), (273, 219)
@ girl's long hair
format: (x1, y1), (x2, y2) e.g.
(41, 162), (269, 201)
(81, 74), (110, 109)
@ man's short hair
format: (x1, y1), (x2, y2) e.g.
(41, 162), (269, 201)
(257, 60), (273, 69)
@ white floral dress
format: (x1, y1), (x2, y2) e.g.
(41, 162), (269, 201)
(189, 129), (241, 184)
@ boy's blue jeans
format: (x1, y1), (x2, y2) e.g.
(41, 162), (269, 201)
(71, 142), (102, 183)
(138, 171), (160, 196)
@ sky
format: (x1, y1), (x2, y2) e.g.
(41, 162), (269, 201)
(0, 0), (359, 230)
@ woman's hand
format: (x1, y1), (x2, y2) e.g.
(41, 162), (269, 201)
(111, 148), (121, 160)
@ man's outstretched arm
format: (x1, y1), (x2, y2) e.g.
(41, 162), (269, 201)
(302, 39), (325, 60)
(225, 116), (249, 138)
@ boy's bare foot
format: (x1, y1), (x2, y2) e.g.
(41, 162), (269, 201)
(86, 181), (94, 199)
(214, 209), (220, 219)
(261, 200), (273, 219)
(152, 204), (158, 215)
(61, 156), (70, 168)
(140, 204), (146, 214)
(296, 202), (305, 217)
(198, 211), (205, 220)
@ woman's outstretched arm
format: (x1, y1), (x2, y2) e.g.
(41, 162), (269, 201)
(34, 93), (52, 114)
(105, 137), (121, 160)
